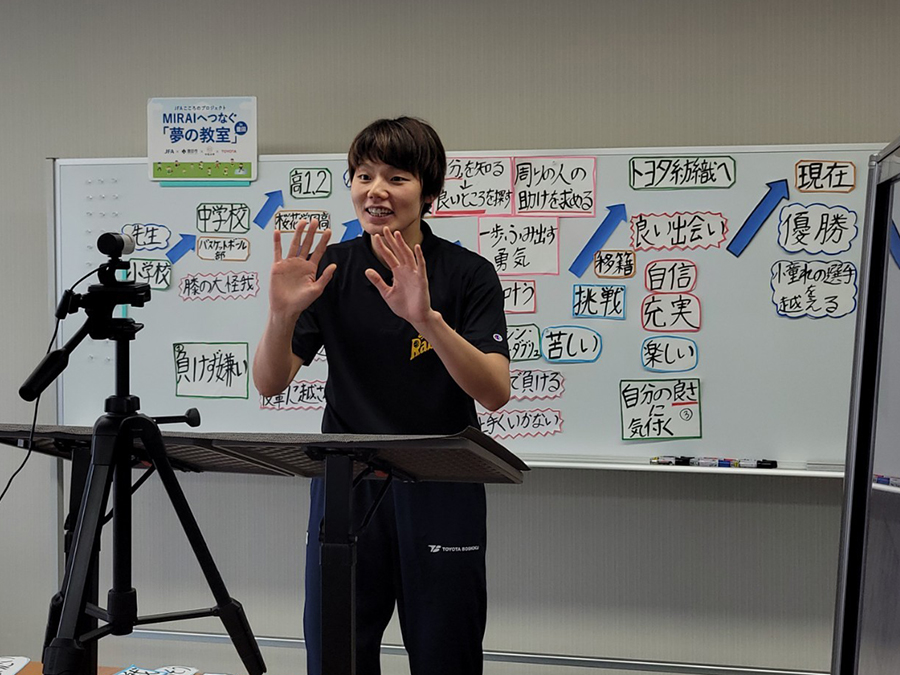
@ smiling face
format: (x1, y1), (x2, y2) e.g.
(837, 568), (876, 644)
(351, 161), (431, 247)
(347, 117), (446, 246)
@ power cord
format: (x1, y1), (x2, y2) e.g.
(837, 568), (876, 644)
(0, 268), (99, 506)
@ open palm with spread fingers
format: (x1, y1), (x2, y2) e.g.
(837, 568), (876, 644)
(365, 227), (434, 328)
(269, 219), (336, 318)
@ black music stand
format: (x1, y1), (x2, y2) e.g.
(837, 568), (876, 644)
(0, 424), (528, 675)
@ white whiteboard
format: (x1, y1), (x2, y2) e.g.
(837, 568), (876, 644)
(53, 144), (879, 470)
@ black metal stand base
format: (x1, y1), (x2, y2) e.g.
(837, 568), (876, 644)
(42, 409), (266, 675)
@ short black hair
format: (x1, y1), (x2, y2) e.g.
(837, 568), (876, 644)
(348, 117), (446, 214)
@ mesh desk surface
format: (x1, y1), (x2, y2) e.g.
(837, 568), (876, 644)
(0, 424), (528, 484)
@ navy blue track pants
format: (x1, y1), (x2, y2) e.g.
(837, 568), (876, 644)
(303, 477), (487, 675)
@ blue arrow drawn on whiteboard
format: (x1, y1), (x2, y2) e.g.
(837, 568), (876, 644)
(890, 220), (900, 269)
(253, 190), (285, 229)
(726, 179), (790, 257)
(166, 234), (196, 264)
(341, 218), (362, 242)
(568, 204), (628, 278)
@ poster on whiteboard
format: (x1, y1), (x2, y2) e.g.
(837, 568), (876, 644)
(147, 96), (257, 181)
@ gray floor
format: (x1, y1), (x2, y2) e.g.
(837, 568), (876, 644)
(94, 632), (827, 675)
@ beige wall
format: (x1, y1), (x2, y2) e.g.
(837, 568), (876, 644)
(1, 0), (897, 672)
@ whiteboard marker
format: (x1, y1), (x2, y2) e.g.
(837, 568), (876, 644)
(738, 459), (778, 469)
(690, 457), (718, 467)
(650, 456), (692, 465)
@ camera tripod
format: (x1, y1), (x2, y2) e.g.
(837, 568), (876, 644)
(20, 234), (266, 675)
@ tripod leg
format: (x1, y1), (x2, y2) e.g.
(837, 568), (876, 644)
(45, 445), (99, 675)
(43, 423), (118, 675)
(133, 417), (267, 675)
(106, 447), (138, 635)
(46, 446), (90, 651)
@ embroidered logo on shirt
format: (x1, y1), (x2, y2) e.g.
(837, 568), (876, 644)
(411, 334), (433, 360)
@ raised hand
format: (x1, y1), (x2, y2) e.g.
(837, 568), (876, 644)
(269, 219), (336, 318)
(365, 227), (434, 328)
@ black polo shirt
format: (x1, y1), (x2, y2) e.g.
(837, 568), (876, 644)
(292, 221), (509, 435)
